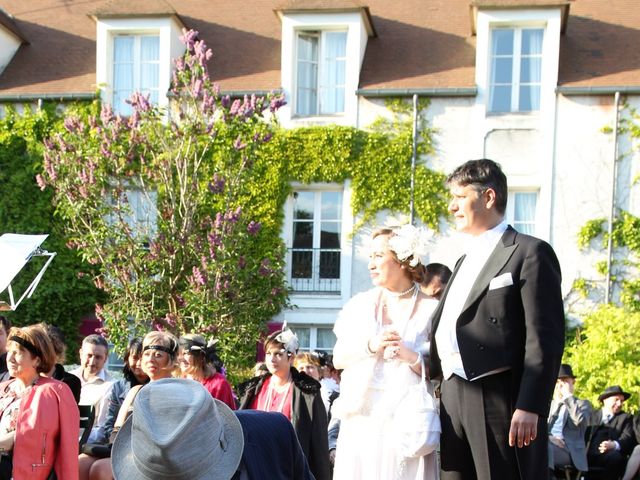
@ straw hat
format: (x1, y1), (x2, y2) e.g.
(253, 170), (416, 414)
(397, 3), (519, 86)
(112, 378), (243, 480)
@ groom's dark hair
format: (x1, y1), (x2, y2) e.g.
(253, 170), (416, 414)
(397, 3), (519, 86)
(446, 159), (508, 214)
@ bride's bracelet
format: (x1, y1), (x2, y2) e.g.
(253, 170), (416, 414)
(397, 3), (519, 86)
(409, 352), (422, 368)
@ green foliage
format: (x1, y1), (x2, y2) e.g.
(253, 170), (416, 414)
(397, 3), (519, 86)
(38, 34), (447, 377)
(0, 105), (103, 360)
(571, 278), (590, 298)
(577, 218), (605, 249)
(564, 304), (640, 413)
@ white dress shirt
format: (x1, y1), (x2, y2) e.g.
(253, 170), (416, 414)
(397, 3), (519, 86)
(435, 221), (507, 380)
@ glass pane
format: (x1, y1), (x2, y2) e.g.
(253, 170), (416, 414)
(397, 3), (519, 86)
(297, 34), (318, 62)
(519, 84), (540, 111)
(514, 192), (537, 221)
(490, 85), (512, 113)
(114, 36), (134, 62)
(321, 191), (341, 219)
(114, 63), (133, 90)
(520, 57), (541, 83)
(325, 31), (347, 57)
(113, 90), (132, 116)
(492, 57), (513, 84)
(316, 328), (337, 350)
(291, 250), (312, 278)
(320, 222), (340, 249)
(141, 64), (160, 91)
(319, 250), (340, 279)
(298, 62), (318, 89)
(492, 29), (514, 56)
(293, 192), (314, 219)
(521, 29), (544, 55)
(293, 222), (313, 248)
(141, 36), (160, 61)
(293, 328), (311, 350)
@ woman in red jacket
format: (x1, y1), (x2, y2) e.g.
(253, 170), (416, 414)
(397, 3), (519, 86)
(0, 324), (79, 480)
(178, 334), (236, 410)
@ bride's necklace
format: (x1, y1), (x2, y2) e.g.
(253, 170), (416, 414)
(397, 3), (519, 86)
(385, 282), (417, 298)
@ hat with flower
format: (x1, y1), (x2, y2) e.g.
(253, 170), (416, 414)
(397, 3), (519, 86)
(387, 224), (435, 267)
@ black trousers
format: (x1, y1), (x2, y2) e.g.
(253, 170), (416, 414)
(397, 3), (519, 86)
(440, 371), (547, 480)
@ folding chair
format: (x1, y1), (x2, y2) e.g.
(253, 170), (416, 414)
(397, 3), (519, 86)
(78, 404), (95, 453)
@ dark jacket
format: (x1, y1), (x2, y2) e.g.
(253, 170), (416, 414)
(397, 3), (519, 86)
(239, 367), (330, 480)
(588, 410), (636, 457)
(233, 410), (314, 480)
(52, 363), (82, 404)
(429, 226), (565, 480)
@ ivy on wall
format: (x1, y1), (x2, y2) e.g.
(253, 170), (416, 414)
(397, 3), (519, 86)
(0, 104), (104, 360)
(261, 98), (448, 231)
(2, 95), (447, 373)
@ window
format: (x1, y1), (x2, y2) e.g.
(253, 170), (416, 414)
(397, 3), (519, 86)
(292, 326), (337, 353)
(289, 190), (342, 293)
(295, 31), (347, 116)
(507, 191), (537, 235)
(113, 35), (160, 115)
(108, 189), (158, 240)
(489, 27), (543, 113)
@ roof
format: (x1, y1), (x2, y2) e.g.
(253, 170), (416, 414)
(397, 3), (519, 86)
(0, 6), (26, 43)
(0, 0), (637, 98)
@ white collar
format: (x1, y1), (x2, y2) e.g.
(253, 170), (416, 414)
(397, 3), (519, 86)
(462, 220), (508, 255)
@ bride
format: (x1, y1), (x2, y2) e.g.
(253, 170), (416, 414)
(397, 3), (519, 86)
(332, 225), (439, 480)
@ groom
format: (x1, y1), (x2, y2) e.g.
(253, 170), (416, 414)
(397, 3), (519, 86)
(429, 159), (565, 480)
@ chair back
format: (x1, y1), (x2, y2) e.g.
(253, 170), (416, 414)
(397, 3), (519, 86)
(78, 404), (95, 452)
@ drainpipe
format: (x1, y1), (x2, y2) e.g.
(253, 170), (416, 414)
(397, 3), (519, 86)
(605, 91), (621, 304)
(410, 94), (418, 225)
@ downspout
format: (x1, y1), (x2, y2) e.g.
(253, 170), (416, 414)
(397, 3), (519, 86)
(410, 94), (418, 225)
(605, 91), (621, 304)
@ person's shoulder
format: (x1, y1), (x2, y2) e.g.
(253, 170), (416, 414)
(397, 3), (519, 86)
(238, 374), (266, 396)
(292, 368), (321, 395)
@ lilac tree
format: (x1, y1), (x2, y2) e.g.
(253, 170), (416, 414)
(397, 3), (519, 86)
(39, 30), (288, 372)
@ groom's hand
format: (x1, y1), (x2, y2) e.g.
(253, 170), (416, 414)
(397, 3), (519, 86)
(509, 409), (538, 448)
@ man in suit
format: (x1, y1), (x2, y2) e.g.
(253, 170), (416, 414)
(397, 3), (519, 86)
(587, 385), (635, 480)
(548, 364), (593, 475)
(429, 159), (565, 480)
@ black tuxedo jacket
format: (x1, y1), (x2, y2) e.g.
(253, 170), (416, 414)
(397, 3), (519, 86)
(429, 226), (565, 416)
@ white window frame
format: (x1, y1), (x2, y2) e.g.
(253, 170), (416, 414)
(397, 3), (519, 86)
(488, 27), (544, 114)
(287, 189), (343, 294)
(294, 29), (347, 116)
(291, 325), (337, 353)
(474, 8), (562, 120)
(278, 11), (372, 128)
(506, 190), (539, 236)
(282, 182), (353, 308)
(112, 34), (161, 116)
(95, 17), (186, 116)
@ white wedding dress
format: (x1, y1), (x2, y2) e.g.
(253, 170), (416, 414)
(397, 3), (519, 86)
(332, 287), (439, 480)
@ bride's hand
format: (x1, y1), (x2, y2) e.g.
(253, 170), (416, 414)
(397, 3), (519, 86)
(368, 329), (400, 354)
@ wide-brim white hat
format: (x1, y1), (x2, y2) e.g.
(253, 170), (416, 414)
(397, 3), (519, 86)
(112, 378), (243, 480)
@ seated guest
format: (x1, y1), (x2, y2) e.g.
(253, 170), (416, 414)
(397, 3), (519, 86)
(78, 337), (148, 480)
(41, 323), (82, 403)
(294, 352), (322, 381)
(178, 334), (236, 409)
(79, 331), (178, 480)
(622, 414), (640, 480)
(421, 262), (452, 300)
(110, 378), (313, 480)
(547, 364), (593, 475)
(0, 316), (11, 382)
(0, 324), (79, 480)
(587, 385), (635, 480)
(70, 334), (114, 443)
(239, 329), (330, 480)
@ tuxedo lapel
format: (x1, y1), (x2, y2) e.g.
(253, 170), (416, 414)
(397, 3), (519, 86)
(460, 228), (518, 315)
(430, 254), (465, 334)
